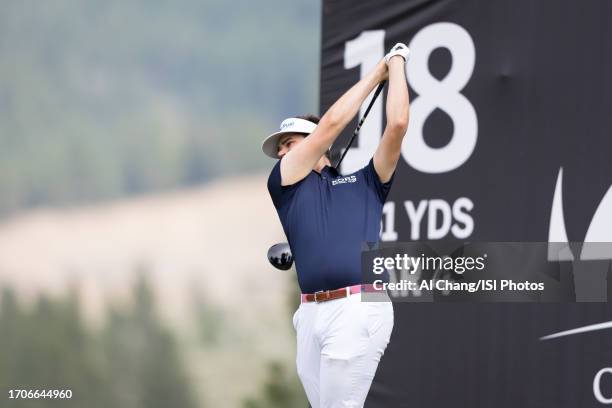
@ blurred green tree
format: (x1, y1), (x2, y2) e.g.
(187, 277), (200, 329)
(242, 273), (308, 408)
(102, 274), (198, 408)
(243, 361), (307, 408)
(0, 274), (198, 408)
(0, 288), (111, 408)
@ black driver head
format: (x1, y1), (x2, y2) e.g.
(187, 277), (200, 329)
(267, 242), (293, 270)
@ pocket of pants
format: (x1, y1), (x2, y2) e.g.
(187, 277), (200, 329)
(363, 301), (393, 338)
(292, 307), (300, 331)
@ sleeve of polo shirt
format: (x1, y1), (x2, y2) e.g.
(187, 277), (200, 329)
(267, 159), (300, 209)
(363, 158), (395, 203)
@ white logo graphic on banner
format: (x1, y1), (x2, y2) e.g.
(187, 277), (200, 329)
(548, 167), (612, 257)
(547, 167), (612, 300)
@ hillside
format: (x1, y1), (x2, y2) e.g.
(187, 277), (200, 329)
(0, 173), (296, 407)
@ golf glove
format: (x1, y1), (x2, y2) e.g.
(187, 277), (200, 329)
(384, 42), (410, 64)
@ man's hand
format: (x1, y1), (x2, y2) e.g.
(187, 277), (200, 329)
(384, 43), (410, 64)
(377, 58), (390, 81)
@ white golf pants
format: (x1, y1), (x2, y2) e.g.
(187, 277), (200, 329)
(292, 292), (394, 408)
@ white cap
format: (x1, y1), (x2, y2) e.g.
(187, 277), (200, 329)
(261, 117), (317, 159)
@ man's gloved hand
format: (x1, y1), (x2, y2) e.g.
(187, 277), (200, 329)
(384, 42), (410, 64)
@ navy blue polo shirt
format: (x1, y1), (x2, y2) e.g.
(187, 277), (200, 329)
(267, 158), (394, 294)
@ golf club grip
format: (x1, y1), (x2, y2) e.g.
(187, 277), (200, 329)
(335, 80), (386, 170)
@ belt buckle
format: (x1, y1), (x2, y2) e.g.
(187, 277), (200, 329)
(314, 290), (327, 303)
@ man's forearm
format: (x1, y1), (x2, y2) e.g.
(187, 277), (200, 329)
(385, 58), (409, 137)
(373, 56), (409, 183)
(317, 61), (387, 147)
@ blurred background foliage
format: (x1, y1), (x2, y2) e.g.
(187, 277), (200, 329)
(0, 0), (318, 406)
(0, 0), (320, 216)
(0, 274), (308, 407)
(0, 277), (197, 408)
(243, 275), (306, 407)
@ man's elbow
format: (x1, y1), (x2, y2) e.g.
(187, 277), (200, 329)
(322, 112), (343, 132)
(312, 115), (343, 145)
(386, 116), (408, 136)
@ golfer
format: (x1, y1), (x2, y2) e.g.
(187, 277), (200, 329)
(263, 43), (410, 407)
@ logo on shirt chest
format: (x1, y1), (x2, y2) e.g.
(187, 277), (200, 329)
(331, 175), (357, 186)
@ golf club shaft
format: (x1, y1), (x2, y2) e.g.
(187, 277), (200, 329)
(334, 80), (387, 170)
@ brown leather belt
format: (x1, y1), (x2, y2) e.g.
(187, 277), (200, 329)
(301, 284), (376, 303)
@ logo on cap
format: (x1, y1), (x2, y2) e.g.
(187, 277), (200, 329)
(281, 120), (295, 130)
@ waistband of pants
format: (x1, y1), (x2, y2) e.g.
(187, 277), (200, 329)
(300, 284), (380, 303)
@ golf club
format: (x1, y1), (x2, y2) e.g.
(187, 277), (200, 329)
(334, 80), (386, 170)
(267, 80), (386, 270)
